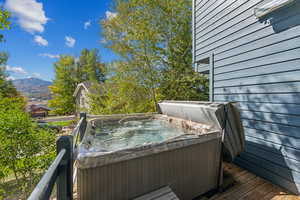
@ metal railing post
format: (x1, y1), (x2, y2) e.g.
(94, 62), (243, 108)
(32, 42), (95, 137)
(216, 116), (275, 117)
(56, 136), (73, 200)
(79, 113), (87, 141)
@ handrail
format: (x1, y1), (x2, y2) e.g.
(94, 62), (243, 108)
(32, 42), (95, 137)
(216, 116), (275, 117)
(28, 149), (66, 200)
(28, 113), (88, 200)
(27, 135), (73, 200)
(71, 113), (87, 187)
(72, 117), (84, 149)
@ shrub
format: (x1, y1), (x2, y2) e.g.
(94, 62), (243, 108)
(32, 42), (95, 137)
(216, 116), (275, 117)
(0, 97), (56, 198)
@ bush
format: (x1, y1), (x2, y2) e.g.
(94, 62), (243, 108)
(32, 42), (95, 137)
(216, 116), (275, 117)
(0, 97), (56, 198)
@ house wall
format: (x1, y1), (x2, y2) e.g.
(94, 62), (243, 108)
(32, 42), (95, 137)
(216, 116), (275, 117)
(193, 0), (300, 194)
(75, 87), (90, 113)
(31, 110), (48, 118)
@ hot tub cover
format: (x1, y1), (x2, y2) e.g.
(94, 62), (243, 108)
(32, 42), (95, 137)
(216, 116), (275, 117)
(158, 101), (245, 162)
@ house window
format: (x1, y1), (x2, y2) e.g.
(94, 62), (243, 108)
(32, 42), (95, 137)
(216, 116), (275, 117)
(80, 95), (85, 108)
(196, 57), (210, 74)
(195, 55), (214, 101)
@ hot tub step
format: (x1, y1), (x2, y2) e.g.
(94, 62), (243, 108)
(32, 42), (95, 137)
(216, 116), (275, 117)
(133, 186), (180, 200)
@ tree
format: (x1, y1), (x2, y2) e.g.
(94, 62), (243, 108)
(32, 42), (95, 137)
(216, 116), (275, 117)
(77, 48), (106, 83)
(0, 97), (56, 198)
(48, 55), (77, 115)
(0, 7), (11, 42)
(0, 7), (17, 98)
(102, 0), (209, 109)
(49, 49), (105, 115)
(0, 53), (18, 98)
(89, 62), (156, 114)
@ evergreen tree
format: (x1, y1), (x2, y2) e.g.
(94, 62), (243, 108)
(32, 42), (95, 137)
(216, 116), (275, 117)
(77, 48), (106, 83)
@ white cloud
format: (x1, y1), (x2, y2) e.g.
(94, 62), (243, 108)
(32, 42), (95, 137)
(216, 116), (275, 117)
(84, 20), (91, 29)
(34, 35), (48, 46)
(32, 72), (41, 78)
(4, 0), (48, 34)
(105, 11), (117, 20)
(6, 65), (27, 75)
(100, 38), (107, 44)
(39, 53), (59, 59)
(65, 36), (76, 47)
(6, 76), (15, 81)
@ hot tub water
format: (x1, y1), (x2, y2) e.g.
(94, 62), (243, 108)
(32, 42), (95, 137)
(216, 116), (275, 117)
(86, 119), (187, 152)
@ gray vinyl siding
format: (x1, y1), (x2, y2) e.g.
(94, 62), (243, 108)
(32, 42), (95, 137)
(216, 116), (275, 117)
(193, 0), (300, 194)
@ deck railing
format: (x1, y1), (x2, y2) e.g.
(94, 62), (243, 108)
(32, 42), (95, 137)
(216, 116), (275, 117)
(28, 113), (87, 200)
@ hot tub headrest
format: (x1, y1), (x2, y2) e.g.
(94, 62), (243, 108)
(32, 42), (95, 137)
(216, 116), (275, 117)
(158, 101), (245, 162)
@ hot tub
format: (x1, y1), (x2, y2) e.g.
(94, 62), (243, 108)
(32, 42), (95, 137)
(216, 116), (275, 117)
(76, 102), (245, 200)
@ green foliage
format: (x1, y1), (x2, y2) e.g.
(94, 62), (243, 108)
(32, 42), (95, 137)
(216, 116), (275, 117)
(0, 53), (19, 98)
(101, 0), (208, 113)
(89, 62), (156, 114)
(0, 8), (16, 99)
(49, 49), (105, 115)
(0, 6), (53, 199)
(77, 49), (106, 83)
(0, 97), (56, 198)
(0, 7), (11, 42)
(47, 120), (74, 127)
(48, 55), (77, 115)
(0, 7), (10, 30)
(159, 69), (209, 101)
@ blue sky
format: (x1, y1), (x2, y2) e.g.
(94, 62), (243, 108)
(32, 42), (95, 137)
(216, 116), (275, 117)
(0, 0), (117, 81)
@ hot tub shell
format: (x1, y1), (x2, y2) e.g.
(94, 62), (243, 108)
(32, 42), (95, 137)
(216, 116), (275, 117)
(76, 102), (245, 200)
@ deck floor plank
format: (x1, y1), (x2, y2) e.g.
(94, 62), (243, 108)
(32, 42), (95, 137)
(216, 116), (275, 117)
(210, 173), (257, 200)
(208, 162), (300, 200)
(239, 182), (275, 200)
(218, 177), (266, 200)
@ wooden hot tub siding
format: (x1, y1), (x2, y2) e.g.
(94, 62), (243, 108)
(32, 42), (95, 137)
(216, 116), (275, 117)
(77, 137), (222, 200)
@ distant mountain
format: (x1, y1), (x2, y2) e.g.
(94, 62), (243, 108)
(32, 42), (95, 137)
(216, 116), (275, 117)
(12, 78), (52, 100)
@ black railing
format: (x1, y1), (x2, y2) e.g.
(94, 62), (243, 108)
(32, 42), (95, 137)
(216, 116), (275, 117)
(28, 113), (87, 200)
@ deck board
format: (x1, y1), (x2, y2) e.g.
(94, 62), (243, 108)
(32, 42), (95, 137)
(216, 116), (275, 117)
(208, 162), (300, 200)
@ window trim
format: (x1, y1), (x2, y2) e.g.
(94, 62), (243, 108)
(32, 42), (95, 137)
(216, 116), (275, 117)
(209, 53), (214, 102)
(195, 54), (214, 102)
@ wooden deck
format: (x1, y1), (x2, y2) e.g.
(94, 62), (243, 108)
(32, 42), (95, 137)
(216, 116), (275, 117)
(206, 162), (300, 200)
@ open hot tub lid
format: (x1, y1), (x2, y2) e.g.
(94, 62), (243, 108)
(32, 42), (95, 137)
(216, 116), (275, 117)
(158, 101), (245, 162)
